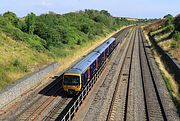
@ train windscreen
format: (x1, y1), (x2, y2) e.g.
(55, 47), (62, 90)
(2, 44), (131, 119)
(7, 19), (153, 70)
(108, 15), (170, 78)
(63, 75), (80, 86)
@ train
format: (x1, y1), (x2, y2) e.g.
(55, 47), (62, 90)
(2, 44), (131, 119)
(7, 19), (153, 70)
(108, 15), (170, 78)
(63, 37), (117, 94)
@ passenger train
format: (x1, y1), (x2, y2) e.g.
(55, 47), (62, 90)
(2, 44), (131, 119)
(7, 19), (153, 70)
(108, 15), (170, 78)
(63, 37), (116, 94)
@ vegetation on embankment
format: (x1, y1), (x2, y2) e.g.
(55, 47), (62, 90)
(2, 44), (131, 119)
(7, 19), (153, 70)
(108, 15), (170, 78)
(143, 13), (180, 115)
(0, 10), (145, 90)
(143, 32), (180, 115)
(149, 14), (180, 62)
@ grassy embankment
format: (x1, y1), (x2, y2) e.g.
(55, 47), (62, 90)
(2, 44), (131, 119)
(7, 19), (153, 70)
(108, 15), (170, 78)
(143, 22), (180, 115)
(0, 28), (118, 90)
(0, 32), (53, 89)
(0, 10), (143, 90)
(150, 15), (180, 62)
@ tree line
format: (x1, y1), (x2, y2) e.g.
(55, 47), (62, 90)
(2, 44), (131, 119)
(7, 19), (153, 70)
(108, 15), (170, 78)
(0, 10), (145, 57)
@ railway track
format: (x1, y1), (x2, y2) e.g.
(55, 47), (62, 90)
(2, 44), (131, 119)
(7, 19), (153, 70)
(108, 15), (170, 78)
(139, 28), (165, 120)
(106, 27), (178, 121)
(106, 27), (137, 121)
(15, 80), (68, 121)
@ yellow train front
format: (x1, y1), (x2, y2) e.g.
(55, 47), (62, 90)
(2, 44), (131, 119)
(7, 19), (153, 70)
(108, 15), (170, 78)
(63, 38), (116, 94)
(63, 73), (82, 94)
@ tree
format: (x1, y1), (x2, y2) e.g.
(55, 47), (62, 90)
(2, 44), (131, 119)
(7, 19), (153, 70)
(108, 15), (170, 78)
(164, 14), (174, 26)
(100, 10), (111, 16)
(164, 14), (173, 19)
(25, 12), (36, 34)
(80, 24), (90, 34)
(174, 14), (180, 32)
(3, 11), (19, 27)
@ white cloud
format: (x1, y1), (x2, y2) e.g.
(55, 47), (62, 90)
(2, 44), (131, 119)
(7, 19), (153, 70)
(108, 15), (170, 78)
(40, 1), (52, 7)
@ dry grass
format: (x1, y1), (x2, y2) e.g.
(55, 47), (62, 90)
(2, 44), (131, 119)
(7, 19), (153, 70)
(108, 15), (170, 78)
(158, 39), (172, 51)
(126, 18), (139, 21)
(154, 32), (180, 62)
(155, 32), (172, 42)
(143, 30), (152, 46)
(151, 28), (164, 36)
(172, 42), (180, 62)
(154, 52), (180, 99)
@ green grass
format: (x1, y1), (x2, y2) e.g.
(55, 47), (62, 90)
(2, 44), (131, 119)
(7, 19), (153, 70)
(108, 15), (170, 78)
(0, 32), (53, 90)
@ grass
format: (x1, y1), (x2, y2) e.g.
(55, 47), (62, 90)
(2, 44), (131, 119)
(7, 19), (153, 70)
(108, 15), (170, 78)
(155, 32), (172, 42)
(149, 23), (180, 61)
(152, 27), (180, 62)
(0, 32), (53, 90)
(151, 28), (164, 36)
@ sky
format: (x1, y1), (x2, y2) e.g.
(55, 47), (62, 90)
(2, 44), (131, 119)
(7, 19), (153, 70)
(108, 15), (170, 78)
(0, 0), (179, 19)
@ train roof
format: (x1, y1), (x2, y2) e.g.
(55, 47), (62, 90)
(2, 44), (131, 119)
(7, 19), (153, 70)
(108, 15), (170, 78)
(93, 37), (115, 53)
(66, 52), (99, 74)
(65, 37), (115, 74)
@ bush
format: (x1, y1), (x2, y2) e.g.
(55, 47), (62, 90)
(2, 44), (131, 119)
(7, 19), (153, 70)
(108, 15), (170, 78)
(0, 10), (143, 58)
(164, 14), (174, 26)
(173, 31), (180, 41)
(171, 40), (178, 49)
(12, 59), (28, 72)
(77, 39), (82, 45)
(165, 25), (175, 32)
(174, 14), (180, 32)
(12, 59), (20, 67)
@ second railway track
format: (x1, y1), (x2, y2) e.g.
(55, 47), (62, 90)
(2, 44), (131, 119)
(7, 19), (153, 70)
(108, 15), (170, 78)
(106, 26), (179, 121)
(106, 27), (137, 121)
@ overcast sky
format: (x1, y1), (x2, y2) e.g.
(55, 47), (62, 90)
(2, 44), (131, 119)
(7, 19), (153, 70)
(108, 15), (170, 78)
(0, 0), (179, 18)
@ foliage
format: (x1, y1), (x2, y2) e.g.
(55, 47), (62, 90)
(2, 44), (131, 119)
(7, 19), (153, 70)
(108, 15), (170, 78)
(25, 12), (36, 34)
(0, 16), (47, 52)
(163, 14), (173, 19)
(12, 59), (28, 72)
(171, 40), (178, 49)
(173, 31), (180, 41)
(3, 11), (19, 27)
(174, 14), (180, 32)
(165, 24), (175, 33)
(0, 10), (146, 57)
(164, 14), (174, 26)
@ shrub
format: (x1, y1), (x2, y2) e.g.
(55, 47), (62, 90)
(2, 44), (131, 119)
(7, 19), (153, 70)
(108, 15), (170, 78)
(12, 59), (20, 67)
(173, 31), (180, 41)
(1, 10), (143, 58)
(164, 14), (174, 26)
(77, 39), (82, 45)
(165, 25), (175, 32)
(174, 14), (180, 32)
(171, 40), (178, 49)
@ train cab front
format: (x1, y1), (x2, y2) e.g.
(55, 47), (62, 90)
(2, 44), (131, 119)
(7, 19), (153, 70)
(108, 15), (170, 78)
(63, 73), (82, 95)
